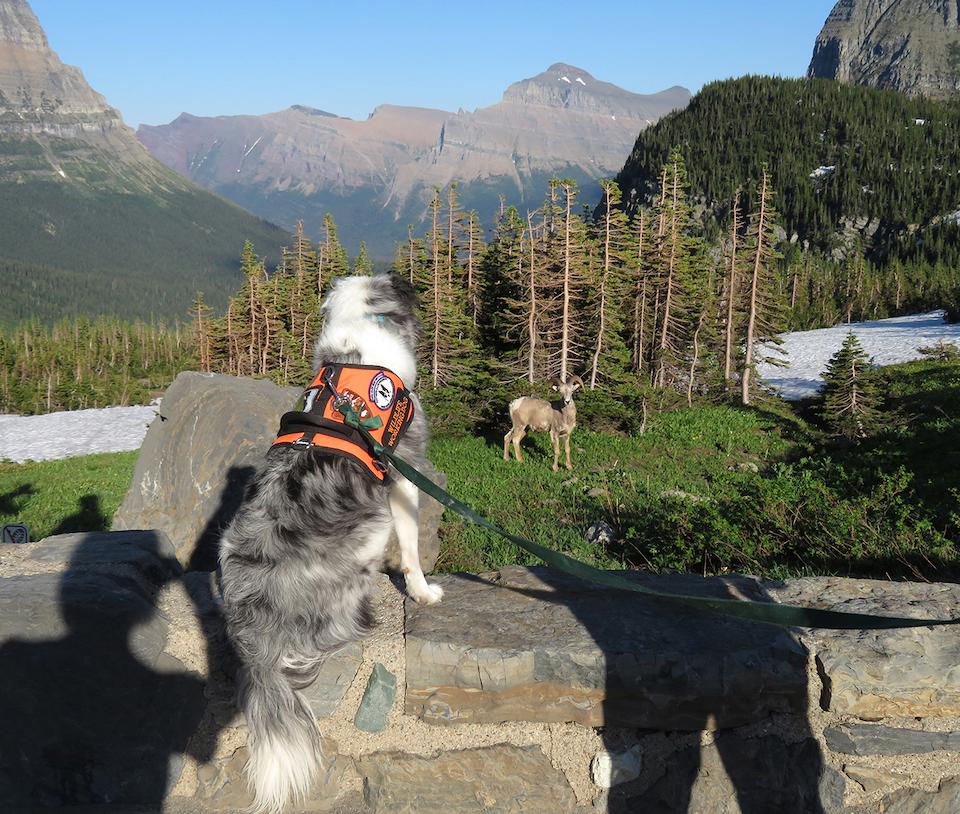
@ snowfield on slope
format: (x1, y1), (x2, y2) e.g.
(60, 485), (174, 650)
(0, 405), (158, 464)
(0, 311), (958, 463)
(758, 311), (960, 400)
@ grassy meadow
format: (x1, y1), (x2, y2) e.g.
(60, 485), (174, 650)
(1, 359), (957, 581)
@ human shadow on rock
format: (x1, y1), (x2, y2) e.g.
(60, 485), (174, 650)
(470, 568), (838, 813)
(0, 531), (222, 810)
(50, 493), (110, 535)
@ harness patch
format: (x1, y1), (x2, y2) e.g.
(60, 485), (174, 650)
(369, 371), (396, 409)
(333, 388), (372, 423)
(272, 363), (415, 482)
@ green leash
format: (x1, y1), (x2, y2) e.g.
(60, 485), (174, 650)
(331, 397), (960, 631)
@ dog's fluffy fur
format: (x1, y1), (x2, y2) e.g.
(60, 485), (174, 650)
(219, 273), (442, 813)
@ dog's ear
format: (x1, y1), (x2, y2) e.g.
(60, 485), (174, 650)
(384, 272), (418, 313)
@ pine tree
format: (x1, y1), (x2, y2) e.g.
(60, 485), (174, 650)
(722, 190), (745, 386)
(588, 180), (632, 390)
(649, 149), (707, 390)
(740, 168), (787, 405)
(189, 292), (212, 373)
(820, 333), (880, 438)
(353, 241), (373, 275)
(319, 213), (350, 291)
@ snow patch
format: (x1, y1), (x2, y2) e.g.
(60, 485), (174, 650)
(575, 77), (586, 85)
(560, 75), (571, 83)
(758, 311), (960, 400)
(943, 209), (960, 225)
(0, 405), (159, 463)
(913, 118), (927, 125)
(243, 135), (263, 157)
(809, 165), (835, 179)
(57, 168), (66, 178)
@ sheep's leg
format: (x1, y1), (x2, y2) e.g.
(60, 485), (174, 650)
(512, 428), (526, 462)
(390, 477), (443, 605)
(564, 434), (572, 470)
(551, 431), (561, 472)
(503, 428), (513, 461)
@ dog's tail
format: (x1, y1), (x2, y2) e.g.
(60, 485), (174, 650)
(239, 657), (324, 814)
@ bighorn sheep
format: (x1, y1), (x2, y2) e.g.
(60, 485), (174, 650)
(503, 376), (583, 471)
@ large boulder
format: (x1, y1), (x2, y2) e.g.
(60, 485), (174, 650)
(114, 371), (445, 572)
(405, 567), (809, 730)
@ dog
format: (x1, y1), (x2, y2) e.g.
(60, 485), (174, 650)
(218, 273), (443, 813)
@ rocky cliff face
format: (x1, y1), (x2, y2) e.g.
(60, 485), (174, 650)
(0, 0), (132, 142)
(138, 64), (690, 255)
(808, 0), (960, 98)
(0, 0), (288, 324)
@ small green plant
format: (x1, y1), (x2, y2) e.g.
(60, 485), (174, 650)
(919, 340), (960, 361)
(820, 333), (880, 439)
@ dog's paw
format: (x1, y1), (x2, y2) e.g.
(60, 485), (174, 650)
(411, 583), (444, 605)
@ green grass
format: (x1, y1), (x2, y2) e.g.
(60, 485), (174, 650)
(1, 359), (956, 581)
(0, 451), (136, 542)
(432, 360), (960, 580)
(431, 405), (800, 573)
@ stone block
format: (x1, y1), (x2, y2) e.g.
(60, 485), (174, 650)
(354, 663), (396, 733)
(405, 567), (809, 729)
(303, 642), (363, 719)
(629, 735), (844, 814)
(769, 577), (960, 718)
(825, 723), (960, 756)
(113, 372), (299, 568)
(360, 744), (577, 813)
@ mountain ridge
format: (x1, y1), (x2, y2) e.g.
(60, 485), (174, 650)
(138, 64), (690, 256)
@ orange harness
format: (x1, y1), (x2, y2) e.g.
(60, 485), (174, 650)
(272, 364), (415, 481)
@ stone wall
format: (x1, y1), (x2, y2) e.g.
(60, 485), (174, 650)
(3, 531), (960, 813)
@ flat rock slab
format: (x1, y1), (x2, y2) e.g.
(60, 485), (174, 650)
(303, 642), (364, 719)
(846, 776), (960, 814)
(0, 569), (205, 806)
(405, 567), (809, 730)
(24, 529), (180, 582)
(194, 742), (359, 812)
(627, 735), (845, 814)
(825, 723), (960, 756)
(359, 744), (578, 813)
(769, 577), (960, 719)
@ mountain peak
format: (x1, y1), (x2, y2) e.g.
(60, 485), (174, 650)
(544, 63), (596, 81)
(0, 0), (124, 129)
(0, 0), (48, 50)
(501, 63), (691, 116)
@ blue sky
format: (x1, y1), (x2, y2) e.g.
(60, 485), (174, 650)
(30, 0), (837, 129)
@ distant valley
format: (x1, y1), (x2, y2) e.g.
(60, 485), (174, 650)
(138, 65), (690, 256)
